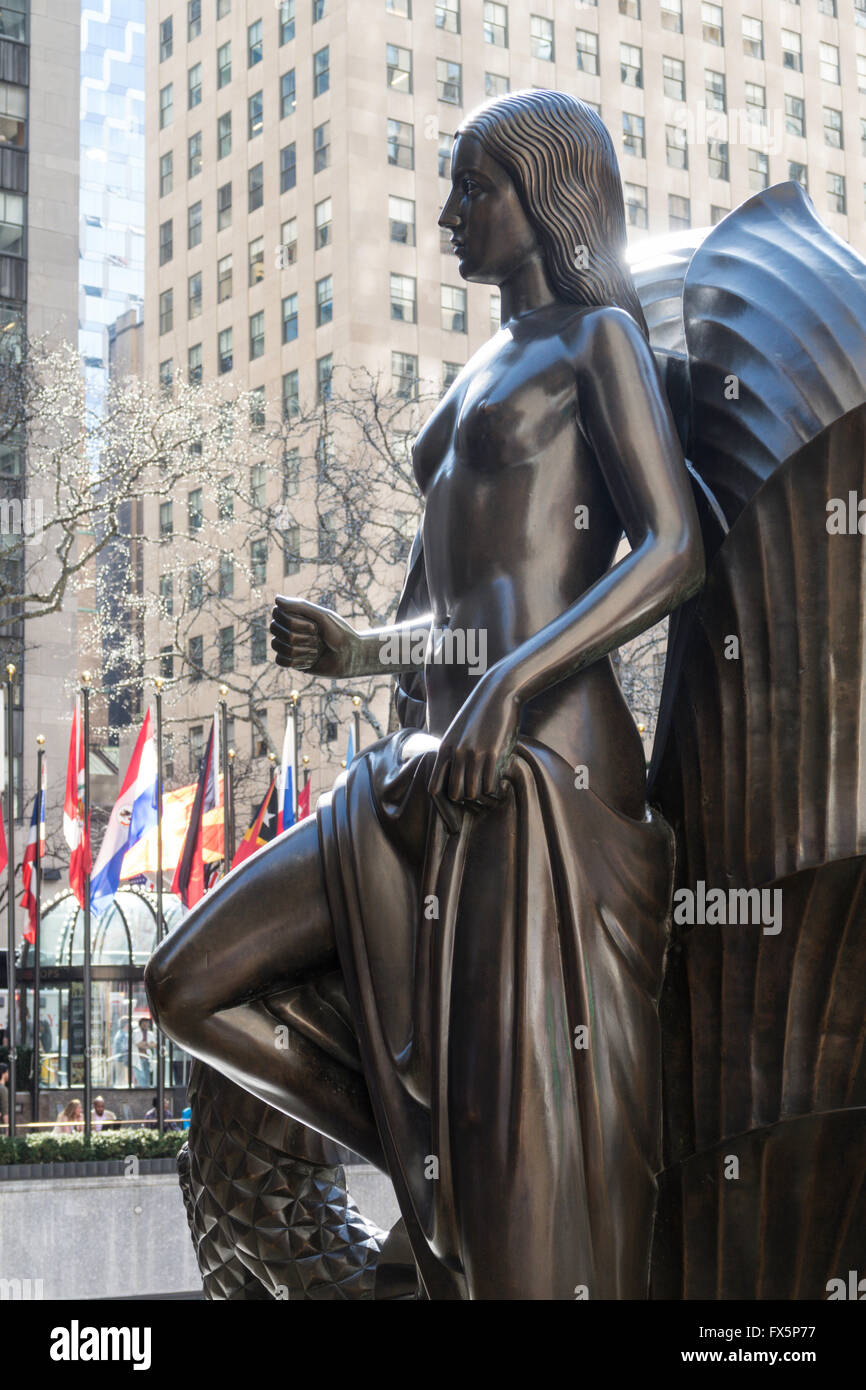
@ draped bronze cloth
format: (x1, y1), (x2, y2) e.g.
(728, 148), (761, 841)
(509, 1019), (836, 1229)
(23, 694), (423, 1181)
(316, 726), (674, 1300)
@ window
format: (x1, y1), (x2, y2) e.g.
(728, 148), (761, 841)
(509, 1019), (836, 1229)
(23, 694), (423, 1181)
(315, 197), (332, 248)
(710, 205), (728, 225)
(660, 0), (682, 33)
(862, 117), (866, 157)
(857, 0), (866, 27)
(160, 648), (174, 680)
(159, 219), (173, 266)
(283, 370), (300, 419)
(249, 235), (265, 285)
(576, 30), (599, 76)
(387, 44), (412, 93)
(666, 123), (687, 170)
(624, 182), (648, 229)
(317, 354), (333, 402)
(437, 132), (453, 177)
(219, 553), (237, 597)
(280, 0), (295, 43)
(437, 58), (462, 105)
(485, 72), (508, 97)
(275, 142), (295, 193)
(159, 84), (173, 129)
(622, 112), (645, 159)
(620, 0), (640, 16)
(218, 0), (231, 16)
(313, 122), (330, 172)
(249, 162), (264, 211)
(217, 182), (232, 230)
(390, 273), (416, 322)
(621, 44), (643, 89)
(188, 271), (202, 319)
(188, 0), (201, 40)
(0, 0), (26, 42)
(283, 522), (300, 575)
(392, 351), (418, 399)
(748, 149), (769, 192)
(490, 291), (500, 334)
(388, 118), (414, 169)
(705, 70), (726, 113)
(188, 200), (202, 248)
(389, 194), (415, 245)
(217, 112), (232, 160)
(745, 83), (766, 126)
(316, 274), (333, 326)
(530, 15), (554, 62)
(281, 217), (298, 265)
(218, 41), (232, 89)
(435, 0), (460, 33)
(742, 16), (763, 61)
(249, 91), (263, 139)
(188, 343), (202, 385)
(819, 42), (840, 85)
(858, 55), (866, 96)
(251, 617), (268, 666)
(159, 151), (173, 197)
(441, 283), (466, 331)
(443, 362), (461, 391)
(188, 489), (203, 532)
(250, 463), (266, 510)
(827, 172), (846, 214)
(824, 107), (843, 149)
(785, 95), (805, 139)
(217, 478), (234, 521)
(188, 131), (202, 178)
(159, 288), (173, 335)
(281, 69), (296, 118)
(282, 292), (298, 343)
(663, 56), (685, 101)
(159, 359), (174, 393)
(314, 0), (327, 18)
(218, 327), (233, 374)
(249, 19), (263, 67)
(701, 3), (723, 46)
(219, 627), (235, 675)
(160, 500), (173, 537)
(668, 194), (690, 230)
(251, 539), (268, 587)
(484, 3), (507, 47)
(314, 46), (330, 97)
(250, 387), (266, 431)
(250, 311), (265, 360)
(707, 139), (729, 180)
(283, 448), (300, 499)
(388, 0), (412, 13)
(159, 17), (173, 62)
(188, 63), (202, 110)
(818, 0), (837, 14)
(782, 30), (802, 73)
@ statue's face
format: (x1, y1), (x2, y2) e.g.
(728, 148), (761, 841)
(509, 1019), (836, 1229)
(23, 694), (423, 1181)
(439, 133), (539, 285)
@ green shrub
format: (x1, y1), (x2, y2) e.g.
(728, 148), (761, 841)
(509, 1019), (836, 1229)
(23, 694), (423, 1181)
(0, 1128), (186, 1166)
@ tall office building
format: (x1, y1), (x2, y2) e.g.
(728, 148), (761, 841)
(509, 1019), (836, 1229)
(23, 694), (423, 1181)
(144, 0), (866, 794)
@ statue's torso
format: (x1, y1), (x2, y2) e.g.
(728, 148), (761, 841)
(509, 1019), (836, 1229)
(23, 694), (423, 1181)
(413, 303), (646, 814)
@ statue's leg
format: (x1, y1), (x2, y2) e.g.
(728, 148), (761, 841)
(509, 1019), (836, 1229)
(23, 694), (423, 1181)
(145, 816), (385, 1168)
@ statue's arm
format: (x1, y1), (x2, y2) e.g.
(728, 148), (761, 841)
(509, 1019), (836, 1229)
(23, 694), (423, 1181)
(270, 595), (432, 678)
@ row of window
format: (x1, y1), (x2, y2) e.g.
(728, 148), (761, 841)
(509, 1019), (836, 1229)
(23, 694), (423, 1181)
(585, 36), (852, 90)
(623, 102), (863, 165)
(625, 163), (850, 228)
(160, 1), (312, 61)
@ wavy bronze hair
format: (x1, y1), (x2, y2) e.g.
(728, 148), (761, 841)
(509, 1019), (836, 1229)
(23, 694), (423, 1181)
(457, 89), (648, 336)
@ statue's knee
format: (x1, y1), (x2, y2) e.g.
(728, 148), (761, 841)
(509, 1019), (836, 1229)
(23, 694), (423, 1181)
(144, 945), (191, 1042)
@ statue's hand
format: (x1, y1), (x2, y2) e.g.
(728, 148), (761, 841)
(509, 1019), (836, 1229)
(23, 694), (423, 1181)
(270, 596), (361, 678)
(427, 677), (519, 818)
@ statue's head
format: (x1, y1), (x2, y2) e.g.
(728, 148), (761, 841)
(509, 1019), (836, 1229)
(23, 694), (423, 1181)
(440, 89), (646, 334)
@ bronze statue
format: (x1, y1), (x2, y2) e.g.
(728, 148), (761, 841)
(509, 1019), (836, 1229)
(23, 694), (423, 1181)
(148, 89), (866, 1300)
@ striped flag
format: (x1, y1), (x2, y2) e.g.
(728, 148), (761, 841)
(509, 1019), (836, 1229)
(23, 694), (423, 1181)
(64, 698), (91, 909)
(297, 778), (311, 821)
(170, 715), (221, 908)
(21, 760), (46, 944)
(90, 710), (159, 918)
(231, 774), (278, 868)
(277, 708), (296, 833)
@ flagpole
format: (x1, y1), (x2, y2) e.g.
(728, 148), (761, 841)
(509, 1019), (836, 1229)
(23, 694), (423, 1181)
(154, 679), (165, 1138)
(290, 690), (300, 822)
(218, 686), (229, 876)
(227, 747), (235, 864)
(5, 663), (15, 1137)
(81, 672), (92, 1141)
(352, 696), (361, 762)
(31, 734), (44, 1126)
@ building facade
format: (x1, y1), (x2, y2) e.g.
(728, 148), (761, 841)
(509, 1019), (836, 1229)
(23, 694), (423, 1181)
(143, 0), (866, 800)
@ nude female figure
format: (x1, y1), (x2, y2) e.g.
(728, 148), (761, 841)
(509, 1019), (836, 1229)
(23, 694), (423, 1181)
(146, 90), (704, 1299)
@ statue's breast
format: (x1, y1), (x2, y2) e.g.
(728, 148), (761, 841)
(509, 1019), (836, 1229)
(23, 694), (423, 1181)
(453, 342), (578, 475)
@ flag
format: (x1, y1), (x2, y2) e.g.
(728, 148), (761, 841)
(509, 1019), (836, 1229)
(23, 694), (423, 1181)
(277, 708), (296, 833)
(0, 798), (7, 877)
(120, 780), (223, 878)
(171, 715), (221, 909)
(21, 762), (46, 944)
(231, 774), (278, 868)
(90, 710), (159, 918)
(64, 698), (91, 908)
(297, 778), (311, 821)
(346, 724), (355, 766)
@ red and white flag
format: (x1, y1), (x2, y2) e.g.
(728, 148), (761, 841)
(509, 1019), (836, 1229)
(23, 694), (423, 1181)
(21, 758), (46, 944)
(64, 697), (91, 908)
(297, 779), (311, 821)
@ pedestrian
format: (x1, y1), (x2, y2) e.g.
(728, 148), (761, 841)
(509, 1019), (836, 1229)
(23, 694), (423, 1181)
(91, 1095), (117, 1132)
(52, 1099), (83, 1136)
(0, 1062), (9, 1134)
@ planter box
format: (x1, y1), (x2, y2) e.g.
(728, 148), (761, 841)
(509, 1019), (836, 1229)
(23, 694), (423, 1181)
(0, 1156), (179, 1181)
